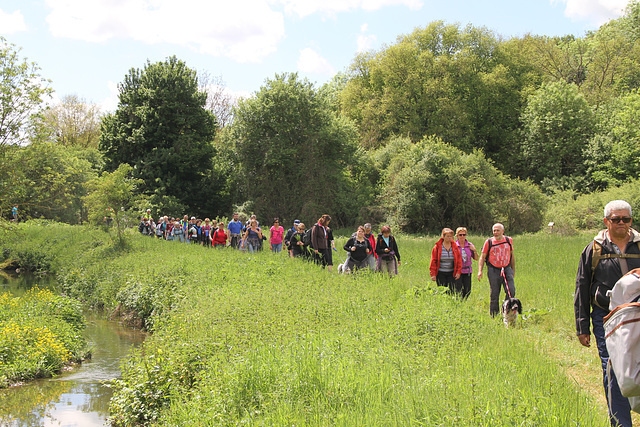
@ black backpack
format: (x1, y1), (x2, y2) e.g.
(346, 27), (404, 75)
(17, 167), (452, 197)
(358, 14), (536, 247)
(303, 226), (314, 248)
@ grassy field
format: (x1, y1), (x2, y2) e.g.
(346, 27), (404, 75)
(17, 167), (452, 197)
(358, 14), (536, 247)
(0, 223), (621, 425)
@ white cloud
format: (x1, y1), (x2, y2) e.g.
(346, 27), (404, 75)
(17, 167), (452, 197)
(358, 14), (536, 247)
(552, 0), (627, 26)
(0, 9), (27, 34)
(280, 0), (422, 18)
(99, 80), (119, 113)
(297, 48), (335, 75)
(44, 0), (285, 63)
(357, 23), (377, 52)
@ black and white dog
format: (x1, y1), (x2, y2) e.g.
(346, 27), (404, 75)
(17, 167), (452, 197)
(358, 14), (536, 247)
(501, 297), (522, 328)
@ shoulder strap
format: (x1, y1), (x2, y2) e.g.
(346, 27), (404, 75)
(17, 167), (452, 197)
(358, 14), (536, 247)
(592, 241), (640, 273)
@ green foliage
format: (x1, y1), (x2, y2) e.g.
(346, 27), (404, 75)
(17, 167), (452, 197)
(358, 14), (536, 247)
(546, 179), (640, 234)
(99, 56), (228, 218)
(376, 136), (545, 233)
(33, 94), (102, 148)
(340, 22), (529, 169)
(1, 142), (98, 223)
(0, 37), (52, 147)
(83, 163), (146, 246)
(0, 288), (86, 387)
(519, 81), (594, 185)
(229, 73), (369, 226)
(586, 91), (640, 189)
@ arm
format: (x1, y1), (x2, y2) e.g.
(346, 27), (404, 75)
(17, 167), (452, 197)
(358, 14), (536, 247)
(575, 243), (594, 343)
(469, 242), (478, 260)
(477, 247), (487, 281)
(429, 244), (439, 281)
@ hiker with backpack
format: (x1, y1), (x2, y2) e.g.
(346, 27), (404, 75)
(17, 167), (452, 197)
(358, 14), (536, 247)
(375, 225), (401, 277)
(242, 219), (263, 254)
(343, 226), (373, 273)
(289, 222), (307, 258)
(574, 200), (640, 427)
(311, 214), (333, 271)
(477, 223), (515, 317)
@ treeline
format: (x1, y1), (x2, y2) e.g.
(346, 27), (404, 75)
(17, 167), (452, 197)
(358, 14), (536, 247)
(3, 2), (640, 233)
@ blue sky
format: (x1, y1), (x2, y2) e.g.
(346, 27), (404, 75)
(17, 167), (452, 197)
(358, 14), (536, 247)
(0, 0), (630, 112)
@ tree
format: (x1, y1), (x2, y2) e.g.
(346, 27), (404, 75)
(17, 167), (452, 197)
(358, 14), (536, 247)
(198, 71), (237, 128)
(339, 21), (528, 170)
(585, 91), (640, 189)
(99, 56), (226, 217)
(83, 164), (146, 246)
(0, 37), (52, 147)
(519, 81), (594, 188)
(229, 73), (366, 225)
(36, 94), (102, 148)
(1, 142), (98, 223)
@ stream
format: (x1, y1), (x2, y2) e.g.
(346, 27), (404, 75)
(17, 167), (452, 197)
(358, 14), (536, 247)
(0, 273), (146, 426)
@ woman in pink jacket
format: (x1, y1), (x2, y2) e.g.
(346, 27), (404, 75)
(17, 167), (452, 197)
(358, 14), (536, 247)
(269, 218), (285, 253)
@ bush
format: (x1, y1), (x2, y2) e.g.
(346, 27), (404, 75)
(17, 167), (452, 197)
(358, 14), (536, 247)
(546, 180), (640, 234)
(377, 136), (545, 233)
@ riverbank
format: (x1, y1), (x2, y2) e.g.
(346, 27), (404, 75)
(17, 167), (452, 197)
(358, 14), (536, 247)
(1, 222), (615, 425)
(0, 287), (87, 387)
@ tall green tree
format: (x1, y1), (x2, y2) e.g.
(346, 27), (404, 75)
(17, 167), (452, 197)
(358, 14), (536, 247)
(99, 56), (226, 217)
(229, 73), (366, 225)
(585, 91), (640, 189)
(340, 21), (528, 169)
(519, 81), (594, 188)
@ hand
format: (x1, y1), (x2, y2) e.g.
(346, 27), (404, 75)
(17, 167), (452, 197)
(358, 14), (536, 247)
(431, 276), (436, 281)
(578, 334), (590, 347)
(385, 248), (390, 252)
(477, 271), (483, 281)
(454, 274), (461, 280)
(351, 247), (356, 251)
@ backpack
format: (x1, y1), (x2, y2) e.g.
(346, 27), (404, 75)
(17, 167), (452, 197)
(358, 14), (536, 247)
(604, 272), (640, 413)
(303, 227), (314, 248)
(485, 236), (513, 268)
(591, 241), (640, 277)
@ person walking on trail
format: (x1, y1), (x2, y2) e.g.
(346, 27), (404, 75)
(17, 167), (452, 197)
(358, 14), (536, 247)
(227, 213), (243, 249)
(12, 205), (18, 222)
(311, 214), (332, 271)
(477, 223), (515, 317)
(430, 228), (462, 293)
(575, 200), (640, 427)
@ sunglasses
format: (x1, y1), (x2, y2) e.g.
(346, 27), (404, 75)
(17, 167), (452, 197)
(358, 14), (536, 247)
(608, 217), (632, 224)
(458, 233), (466, 236)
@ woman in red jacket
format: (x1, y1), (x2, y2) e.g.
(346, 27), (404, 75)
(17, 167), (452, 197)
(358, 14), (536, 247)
(429, 228), (462, 294)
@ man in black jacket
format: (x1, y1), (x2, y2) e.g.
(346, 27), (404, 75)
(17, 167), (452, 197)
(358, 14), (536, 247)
(575, 200), (640, 427)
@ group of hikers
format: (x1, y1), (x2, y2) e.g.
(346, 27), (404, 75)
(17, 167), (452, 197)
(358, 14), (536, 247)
(137, 211), (402, 276)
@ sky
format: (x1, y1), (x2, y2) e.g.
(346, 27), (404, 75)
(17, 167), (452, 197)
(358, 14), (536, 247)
(0, 0), (631, 112)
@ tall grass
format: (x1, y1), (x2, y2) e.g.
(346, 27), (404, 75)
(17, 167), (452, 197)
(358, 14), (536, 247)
(0, 223), (613, 425)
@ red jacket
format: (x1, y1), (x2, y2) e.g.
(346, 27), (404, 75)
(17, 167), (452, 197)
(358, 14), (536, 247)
(365, 233), (377, 258)
(430, 239), (462, 278)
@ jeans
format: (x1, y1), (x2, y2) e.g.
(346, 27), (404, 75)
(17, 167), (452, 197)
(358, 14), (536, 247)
(271, 242), (283, 253)
(487, 265), (515, 317)
(246, 239), (259, 253)
(592, 306), (632, 427)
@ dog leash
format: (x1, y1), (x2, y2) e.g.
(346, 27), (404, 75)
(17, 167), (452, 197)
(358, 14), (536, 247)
(501, 267), (513, 298)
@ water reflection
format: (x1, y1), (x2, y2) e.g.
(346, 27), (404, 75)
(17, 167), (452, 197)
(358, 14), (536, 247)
(0, 275), (146, 426)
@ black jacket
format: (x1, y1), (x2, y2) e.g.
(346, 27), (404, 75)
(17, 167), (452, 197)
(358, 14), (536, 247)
(574, 229), (640, 335)
(375, 234), (400, 262)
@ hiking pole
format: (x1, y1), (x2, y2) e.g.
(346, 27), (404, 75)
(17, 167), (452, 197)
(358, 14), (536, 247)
(333, 247), (345, 264)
